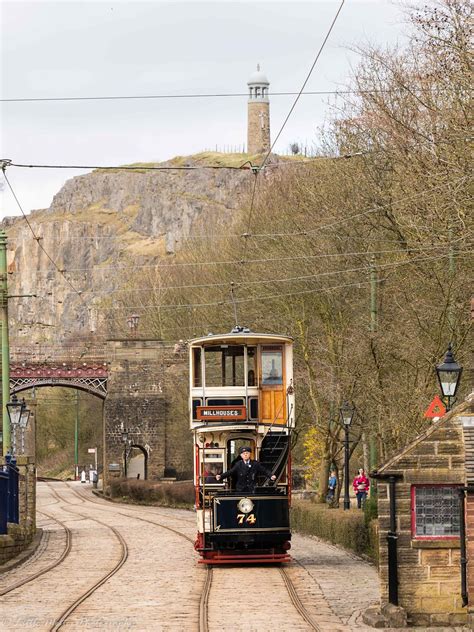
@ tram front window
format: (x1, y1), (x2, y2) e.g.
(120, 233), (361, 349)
(204, 346), (245, 387)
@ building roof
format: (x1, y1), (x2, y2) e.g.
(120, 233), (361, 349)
(374, 392), (474, 476)
(247, 64), (269, 86)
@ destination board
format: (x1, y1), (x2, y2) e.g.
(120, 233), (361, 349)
(196, 406), (247, 421)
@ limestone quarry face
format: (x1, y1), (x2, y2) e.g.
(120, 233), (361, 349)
(3, 154), (253, 349)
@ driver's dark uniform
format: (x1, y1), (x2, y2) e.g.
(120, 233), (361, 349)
(220, 459), (273, 493)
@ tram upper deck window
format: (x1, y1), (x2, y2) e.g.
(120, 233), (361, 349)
(193, 348), (202, 387)
(204, 345), (245, 387)
(262, 346), (283, 385)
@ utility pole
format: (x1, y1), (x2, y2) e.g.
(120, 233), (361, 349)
(369, 255), (377, 334)
(369, 255), (378, 474)
(74, 390), (79, 479)
(0, 230), (10, 455)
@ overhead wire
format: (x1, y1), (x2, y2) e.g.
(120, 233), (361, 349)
(27, 227), (472, 277)
(0, 88), (422, 104)
(88, 250), (471, 311)
(52, 245), (473, 296)
(242, 0), (345, 261)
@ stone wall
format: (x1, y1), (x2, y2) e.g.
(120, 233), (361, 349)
(103, 339), (190, 486)
(376, 401), (471, 627)
(247, 101), (271, 154)
(0, 456), (36, 565)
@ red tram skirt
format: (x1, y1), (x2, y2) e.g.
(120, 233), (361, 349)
(198, 551), (291, 564)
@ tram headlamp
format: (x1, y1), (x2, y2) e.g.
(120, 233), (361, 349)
(237, 498), (254, 514)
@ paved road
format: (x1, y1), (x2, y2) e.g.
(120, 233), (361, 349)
(0, 482), (404, 631)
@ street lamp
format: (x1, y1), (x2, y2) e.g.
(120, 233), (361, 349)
(6, 394), (25, 455)
(19, 405), (30, 455)
(122, 431), (130, 478)
(340, 401), (355, 511)
(127, 314), (140, 337)
(436, 343), (463, 411)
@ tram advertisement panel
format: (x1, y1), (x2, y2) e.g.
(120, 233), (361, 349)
(213, 496), (289, 532)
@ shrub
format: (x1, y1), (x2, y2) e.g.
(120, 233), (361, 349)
(291, 499), (378, 562)
(107, 478), (194, 508)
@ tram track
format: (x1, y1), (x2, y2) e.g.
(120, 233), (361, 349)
(50, 483), (327, 631)
(279, 567), (323, 632)
(0, 510), (72, 597)
(43, 484), (129, 632)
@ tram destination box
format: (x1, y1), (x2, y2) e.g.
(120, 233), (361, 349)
(213, 495), (289, 532)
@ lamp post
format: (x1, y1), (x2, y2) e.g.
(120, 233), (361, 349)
(19, 404), (30, 455)
(340, 401), (355, 511)
(122, 431), (129, 478)
(6, 394), (25, 456)
(436, 343), (463, 411)
(127, 314), (140, 338)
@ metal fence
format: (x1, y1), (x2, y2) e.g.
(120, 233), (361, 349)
(0, 457), (19, 534)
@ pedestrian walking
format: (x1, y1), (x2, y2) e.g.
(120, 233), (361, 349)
(352, 468), (370, 508)
(326, 469), (337, 505)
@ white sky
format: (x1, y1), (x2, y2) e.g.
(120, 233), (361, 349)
(0, 1), (409, 219)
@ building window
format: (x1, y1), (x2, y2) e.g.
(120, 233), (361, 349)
(412, 486), (460, 538)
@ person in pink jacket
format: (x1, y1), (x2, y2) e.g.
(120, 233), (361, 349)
(353, 468), (370, 508)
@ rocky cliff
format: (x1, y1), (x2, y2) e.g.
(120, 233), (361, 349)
(4, 153), (255, 349)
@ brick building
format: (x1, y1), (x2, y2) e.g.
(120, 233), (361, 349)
(373, 394), (474, 627)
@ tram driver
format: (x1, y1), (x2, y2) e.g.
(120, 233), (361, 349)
(216, 446), (276, 493)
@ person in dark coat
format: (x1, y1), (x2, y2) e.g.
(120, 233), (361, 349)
(216, 446), (276, 493)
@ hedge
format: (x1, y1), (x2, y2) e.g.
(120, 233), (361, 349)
(106, 478), (194, 509)
(290, 499), (378, 563)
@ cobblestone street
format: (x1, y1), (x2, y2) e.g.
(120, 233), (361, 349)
(0, 482), (466, 631)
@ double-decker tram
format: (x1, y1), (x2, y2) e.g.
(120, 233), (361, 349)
(190, 327), (294, 564)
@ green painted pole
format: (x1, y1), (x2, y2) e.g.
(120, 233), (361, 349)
(370, 255), (377, 333)
(75, 391), (79, 479)
(0, 230), (10, 455)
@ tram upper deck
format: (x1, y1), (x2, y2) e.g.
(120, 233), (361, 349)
(189, 330), (295, 430)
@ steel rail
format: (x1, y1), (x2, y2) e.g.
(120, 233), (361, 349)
(45, 485), (129, 632)
(279, 567), (323, 632)
(199, 567), (213, 632)
(66, 483), (213, 631)
(0, 510), (72, 596)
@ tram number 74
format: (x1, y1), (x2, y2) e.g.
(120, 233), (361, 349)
(237, 513), (256, 525)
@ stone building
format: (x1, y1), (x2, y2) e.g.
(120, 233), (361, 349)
(247, 65), (271, 154)
(372, 394), (474, 628)
(103, 339), (189, 486)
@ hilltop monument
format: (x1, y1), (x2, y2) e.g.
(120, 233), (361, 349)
(247, 64), (271, 154)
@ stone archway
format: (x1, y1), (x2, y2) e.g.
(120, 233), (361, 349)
(127, 445), (148, 480)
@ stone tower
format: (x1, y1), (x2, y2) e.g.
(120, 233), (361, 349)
(247, 65), (271, 154)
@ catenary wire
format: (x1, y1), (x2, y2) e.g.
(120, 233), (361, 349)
(53, 246), (472, 296)
(243, 0), (345, 258)
(28, 231), (472, 277)
(0, 88), (425, 104)
(89, 250), (471, 311)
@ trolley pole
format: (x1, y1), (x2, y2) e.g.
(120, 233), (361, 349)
(74, 391), (79, 479)
(0, 230), (10, 455)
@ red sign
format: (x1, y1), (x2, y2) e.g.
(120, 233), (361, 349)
(197, 406), (247, 421)
(424, 395), (446, 418)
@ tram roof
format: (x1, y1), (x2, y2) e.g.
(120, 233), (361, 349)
(189, 331), (293, 347)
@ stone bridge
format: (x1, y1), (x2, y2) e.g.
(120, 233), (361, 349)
(9, 339), (189, 484)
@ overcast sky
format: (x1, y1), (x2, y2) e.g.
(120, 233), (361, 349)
(0, 1), (410, 219)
